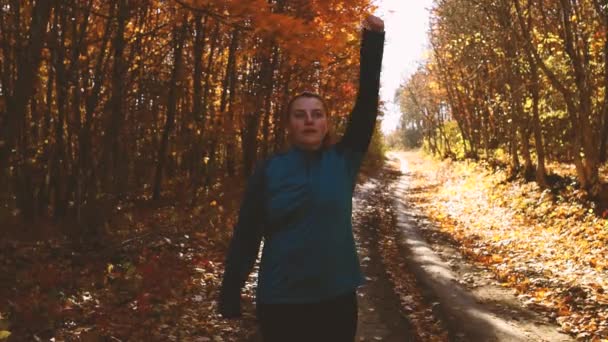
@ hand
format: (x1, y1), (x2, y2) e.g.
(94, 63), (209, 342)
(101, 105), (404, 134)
(218, 288), (242, 319)
(218, 298), (242, 319)
(363, 14), (384, 32)
(219, 306), (242, 319)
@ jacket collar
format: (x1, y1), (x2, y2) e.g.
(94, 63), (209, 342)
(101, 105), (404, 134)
(291, 144), (324, 159)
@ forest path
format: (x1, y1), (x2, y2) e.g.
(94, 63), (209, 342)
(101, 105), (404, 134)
(388, 151), (572, 341)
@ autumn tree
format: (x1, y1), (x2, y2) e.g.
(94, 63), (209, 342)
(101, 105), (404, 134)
(403, 0), (607, 197)
(0, 0), (381, 229)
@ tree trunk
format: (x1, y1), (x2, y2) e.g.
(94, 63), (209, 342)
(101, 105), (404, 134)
(509, 119), (520, 176)
(189, 14), (208, 205)
(50, 0), (71, 219)
(103, 0), (128, 196)
(596, 1), (608, 162)
(261, 45), (279, 159)
(530, 64), (547, 187)
(223, 29), (239, 178)
(1, 0), (52, 219)
(153, 16), (188, 200)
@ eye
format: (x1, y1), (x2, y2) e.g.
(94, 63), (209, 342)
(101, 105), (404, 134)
(293, 111), (306, 119)
(313, 110), (325, 119)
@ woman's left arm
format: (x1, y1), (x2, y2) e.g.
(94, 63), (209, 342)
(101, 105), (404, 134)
(339, 15), (385, 153)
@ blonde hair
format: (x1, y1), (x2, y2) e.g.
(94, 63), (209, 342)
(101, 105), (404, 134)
(285, 91), (329, 119)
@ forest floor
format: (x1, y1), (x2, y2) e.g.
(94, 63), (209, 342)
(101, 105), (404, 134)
(1, 149), (606, 341)
(0, 160), (435, 342)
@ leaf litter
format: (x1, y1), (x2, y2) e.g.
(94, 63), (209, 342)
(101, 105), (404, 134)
(399, 150), (608, 340)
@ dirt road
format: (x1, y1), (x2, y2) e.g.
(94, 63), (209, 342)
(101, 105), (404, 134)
(386, 151), (572, 341)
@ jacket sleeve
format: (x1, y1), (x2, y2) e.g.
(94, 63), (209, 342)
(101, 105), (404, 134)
(218, 160), (266, 318)
(338, 28), (385, 155)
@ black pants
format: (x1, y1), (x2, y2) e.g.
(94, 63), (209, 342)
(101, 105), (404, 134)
(256, 291), (358, 342)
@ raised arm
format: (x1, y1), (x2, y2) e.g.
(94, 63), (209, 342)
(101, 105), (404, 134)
(339, 16), (385, 153)
(218, 160), (266, 318)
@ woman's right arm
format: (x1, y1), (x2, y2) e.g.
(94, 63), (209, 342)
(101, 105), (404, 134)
(218, 160), (266, 318)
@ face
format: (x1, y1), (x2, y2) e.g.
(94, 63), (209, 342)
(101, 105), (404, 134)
(288, 97), (328, 150)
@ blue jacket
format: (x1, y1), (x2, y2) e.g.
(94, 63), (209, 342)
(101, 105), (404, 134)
(219, 29), (385, 315)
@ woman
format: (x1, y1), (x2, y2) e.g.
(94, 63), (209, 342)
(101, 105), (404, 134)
(219, 14), (385, 342)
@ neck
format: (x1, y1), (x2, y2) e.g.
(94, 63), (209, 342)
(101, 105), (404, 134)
(289, 136), (324, 151)
(294, 142), (322, 152)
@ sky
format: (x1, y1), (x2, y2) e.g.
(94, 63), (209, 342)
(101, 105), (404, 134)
(373, 0), (435, 134)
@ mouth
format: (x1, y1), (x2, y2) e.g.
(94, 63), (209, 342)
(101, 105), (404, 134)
(302, 129), (317, 134)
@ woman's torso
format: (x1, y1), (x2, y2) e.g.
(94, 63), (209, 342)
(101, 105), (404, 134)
(256, 144), (366, 304)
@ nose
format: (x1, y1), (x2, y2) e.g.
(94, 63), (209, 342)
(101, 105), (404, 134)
(304, 112), (314, 123)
